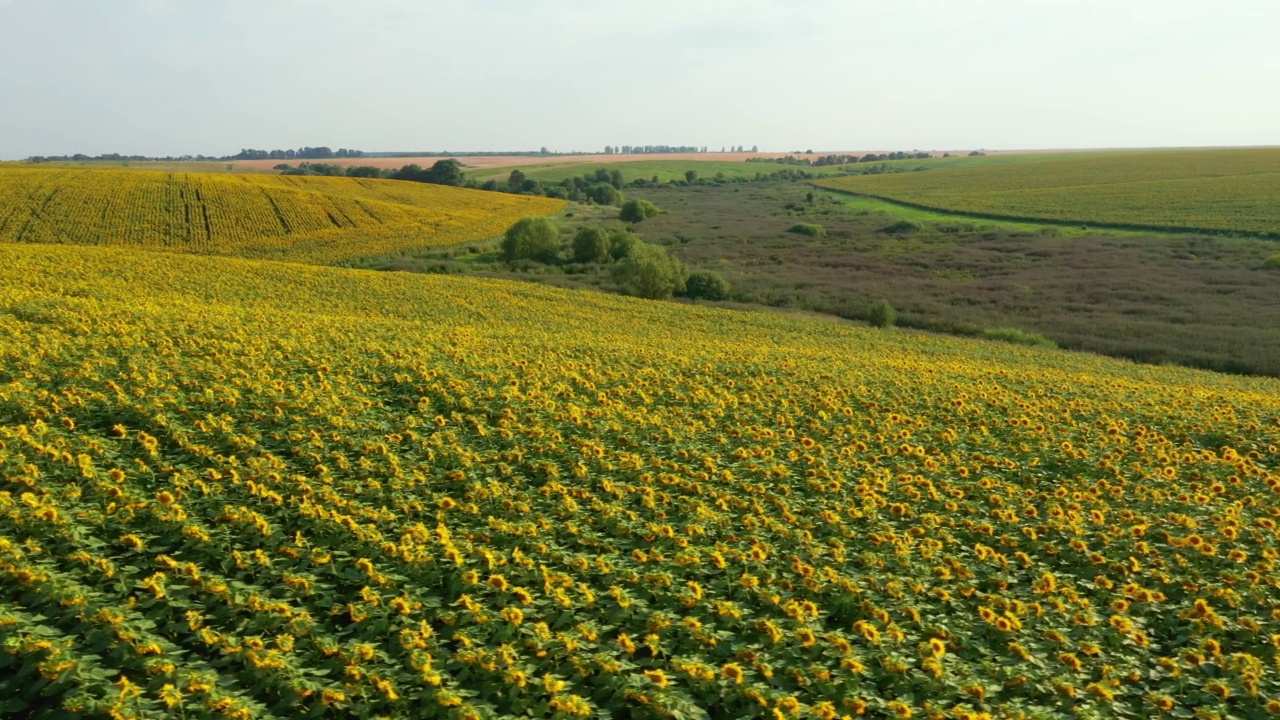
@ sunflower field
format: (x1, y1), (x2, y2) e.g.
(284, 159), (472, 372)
(1, 241), (1279, 720)
(0, 167), (563, 265)
(815, 148), (1280, 236)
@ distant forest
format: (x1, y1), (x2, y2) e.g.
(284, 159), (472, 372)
(24, 145), (778, 163)
(749, 152), (935, 166)
(26, 147), (367, 163)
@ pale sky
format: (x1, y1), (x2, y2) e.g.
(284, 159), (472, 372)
(1, 0), (1277, 159)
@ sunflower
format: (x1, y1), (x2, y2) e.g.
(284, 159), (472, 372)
(643, 669), (669, 689)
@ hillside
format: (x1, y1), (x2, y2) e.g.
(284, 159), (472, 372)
(815, 148), (1280, 236)
(468, 159), (841, 185)
(0, 167), (564, 265)
(2, 241), (1279, 718)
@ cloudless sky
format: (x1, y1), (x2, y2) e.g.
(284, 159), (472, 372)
(1, 0), (1277, 159)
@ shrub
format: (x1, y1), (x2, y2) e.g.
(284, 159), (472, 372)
(867, 299), (897, 328)
(620, 199), (662, 223)
(608, 228), (641, 260)
(571, 227), (612, 264)
(982, 327), (1058, 348)
(788, 223), (826, 237)
(501, 217), (560, 263)
(1263, 254), (1280, 270)
(881, 220), (920, 234)
(935, 221), (980, 234)
(684, 271), (731, 301)
(613, 242), (687, 299)
(587, 184), (622, 206)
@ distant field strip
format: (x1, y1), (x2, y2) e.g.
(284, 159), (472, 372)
(814, 149), (1280, 236)
(468, 159), (824, 184)
(0, 167), (564, 265)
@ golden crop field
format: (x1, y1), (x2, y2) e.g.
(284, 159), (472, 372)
(0, 167), (564, 265)
(814, 149), (1280, 236)
(2, 241), (1280, 719)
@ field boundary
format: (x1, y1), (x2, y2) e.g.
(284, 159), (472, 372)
(812, 182), (1280, 240)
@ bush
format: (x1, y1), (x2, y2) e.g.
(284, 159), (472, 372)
(1263, 254), (1280, 270)
(571, 227), (612, 264)
(684, 271), (731, 301)
(867, 299), (897, 328)
(501, 217), (560, 263)
(788, 223), (826, 237)
(586, 184), (622, 206)
(881, 220), (920, 234)
(613, 242), (687, 299)
(982, 327), (1058, 348)
(620, 199), (662, 223)
(608, 228), (641, 260)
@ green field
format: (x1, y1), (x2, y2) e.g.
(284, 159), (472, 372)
(815, 148), (1280, 236)
(376, 181), (1280, 376)
(468, 159), (845, 184)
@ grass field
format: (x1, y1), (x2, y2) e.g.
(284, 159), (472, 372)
(467, 159), (848, 185)
(0, 167), (562, 265)
(2, 240), (1279, 718)
(815, 148), (1280, 236)
(372, 183), (1280, 377)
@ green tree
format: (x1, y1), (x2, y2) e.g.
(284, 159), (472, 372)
(867, 299), (897, 328)
(685, 170), (699, 183)
(586, 184), (622, 206)
(608, 228), (641, 260)
(423, 159), (466, 186)
(619, 199), (662, 223)
(613, 242), (687, 299)
(501, 217), (560, 263)
(684, 271), (731, 301)
(571, 227), (612, 264)
(507, 170), (527, 193)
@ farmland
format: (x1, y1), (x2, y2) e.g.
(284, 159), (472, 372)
(2, 241), (1280, 719)
(368, 181), (1280, 377)
(468, 160), (850, 185)
(229, 153), (873, 173)
(815, 149), (1280, 236)
(0, 167), (563, 265)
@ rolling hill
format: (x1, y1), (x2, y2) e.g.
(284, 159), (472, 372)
(815, 148), (1280, 236)
(0, 167), (564, 265)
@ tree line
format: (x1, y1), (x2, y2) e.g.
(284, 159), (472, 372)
(25, 147), (369, 163)
(500, 216), (729, 302)
(600, 145), (764, 154)
(273, 157), (928, 201)
(231, 147), (366, 160)
(748, 151), (935, 166)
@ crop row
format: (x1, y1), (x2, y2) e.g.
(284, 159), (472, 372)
(0, 168), (564, 265)
(0, 243), (1279, 718)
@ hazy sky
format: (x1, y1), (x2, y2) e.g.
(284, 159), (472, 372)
(1, 0), (1277, 158)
